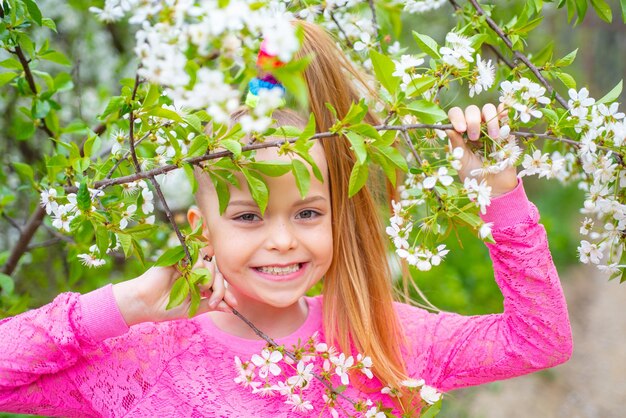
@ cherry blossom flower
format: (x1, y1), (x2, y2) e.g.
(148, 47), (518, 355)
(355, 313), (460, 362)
(440, 32), (474, 69)
(331, 353), (354, 385)
(251, 348), (283, 379)
(420, 385), (441, 404)
(469, 54), (495, 97)
(578, 240), (603, 264)
(40, 188), (59, 215)
(77, 252), (106, 268)
(423, 167), (454, 189)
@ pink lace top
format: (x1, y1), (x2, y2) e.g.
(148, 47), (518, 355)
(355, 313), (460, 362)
(0, 179), (573, 417)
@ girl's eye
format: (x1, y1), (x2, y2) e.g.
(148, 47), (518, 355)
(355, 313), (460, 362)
(296, 209), (319, 219)
(235, 213), (260, 222)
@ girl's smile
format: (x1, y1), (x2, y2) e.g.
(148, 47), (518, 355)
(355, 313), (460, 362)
(253, 262), (308, 281)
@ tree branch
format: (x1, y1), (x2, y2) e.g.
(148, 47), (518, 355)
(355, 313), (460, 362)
(61, 123), (616, 194)
(466, 0), (569, 108)
(11, 45), (56, 139)
(2, 206), (46, 276)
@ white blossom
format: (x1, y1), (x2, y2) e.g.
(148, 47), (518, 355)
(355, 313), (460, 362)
(469, 54), (495, 97)
(440, 32), (474, 69)
(251, 349), (283, 379)
(420, 385), (442, 404)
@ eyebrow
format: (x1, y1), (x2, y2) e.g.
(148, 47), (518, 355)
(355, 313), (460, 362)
(227, 195), (328, 208)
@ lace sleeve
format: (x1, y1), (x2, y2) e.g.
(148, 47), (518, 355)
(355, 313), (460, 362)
(399, 180), (573, 393)
(0, 285), (195, 417)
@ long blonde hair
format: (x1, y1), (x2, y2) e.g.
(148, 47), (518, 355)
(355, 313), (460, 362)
(194, 21), (409, 392)
(294, 21), (408, 390)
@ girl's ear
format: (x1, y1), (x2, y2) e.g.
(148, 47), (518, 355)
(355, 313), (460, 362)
(186, 206), (214, 257)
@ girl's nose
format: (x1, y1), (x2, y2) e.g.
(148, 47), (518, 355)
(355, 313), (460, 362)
(266, 221), (298, 252)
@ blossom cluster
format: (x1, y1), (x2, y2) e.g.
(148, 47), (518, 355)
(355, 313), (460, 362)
(91, 0), (298, 131)
(40, 180), (155, 268)
(564, 87), (626, 276)
(233, 332), (441, 417)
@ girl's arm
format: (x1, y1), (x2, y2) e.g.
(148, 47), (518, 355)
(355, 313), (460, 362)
(0, 261), (235, 416)
(399, 179), (573, 392)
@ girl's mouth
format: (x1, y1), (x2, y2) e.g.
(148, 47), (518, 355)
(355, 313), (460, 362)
(253, 263), (307, 281)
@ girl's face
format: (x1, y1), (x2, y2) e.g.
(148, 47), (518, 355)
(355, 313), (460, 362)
(197, 143), (333, 310)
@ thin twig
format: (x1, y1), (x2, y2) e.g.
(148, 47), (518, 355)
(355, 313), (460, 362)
(27, 238), (63, 251)
(367, 0), (383, 53)
(2, 206), (46, 276)
(11, 45), (55, 138)
(329, 12), (354, 49)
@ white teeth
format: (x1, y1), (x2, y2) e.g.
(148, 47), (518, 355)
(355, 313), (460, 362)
(257, 264), (300, 275)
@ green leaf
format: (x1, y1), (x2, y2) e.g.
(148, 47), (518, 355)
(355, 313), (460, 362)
(555, 72), (576, 89)
(187, 135), (208, 158)
(298, 113), (316, 142)
(370, 149), (396, 186)
(555, 49), (578, 67)
(166, 276), (190, 310)
(412, 31), (441, 59)
(143, 83), (161, 108)
(345, 131), (368, 164)
(375, 145), (408, 172)
(183, 114), (203, 133)
(421, 399), (442, 418)
(0, 273), (15, 296)
(24, 0), (42, 25)
(41, 51), (71, 66)
(188, 284), (200, 317)
(369, 49), (400, 95)
(406, 100), (447, 123)
(0, 72), (17, 87)
(348, 163), (369, 197)
(147, 106), (183, 122)
(42, 18), (57, 31)
(597, 80), (623, 104)
(272, 56), (312, 109)
(12, 162), (34, 184)
(621, 0), (626, 22)
(220, 139), (242, 158)
(291, 159), (310, 199)
(83, 135), (102, 158)
(33, 99), (51, 119)
(342, 99), (368, 126)
(155, 246), (186, 267)
(249, 160), (292, 177)
(404, 75), (437, 97)
(241, 168), (269, 214)
(77, 182), (91, 212)
(183, 163), (198, 194)
(456, 210), (482, 228)
(118, 233), (133, 258)
(590, 0), (612, 22)
(96, 227), (109, 256)
(209, 172), (231, 215)
(349, 123), (381, 140)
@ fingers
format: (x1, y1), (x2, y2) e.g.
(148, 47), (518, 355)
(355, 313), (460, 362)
(194, 256), (238, 315)
(482, 103), (499, 139)
(448, 106), (467, 133)
(465, 105), (482, 141)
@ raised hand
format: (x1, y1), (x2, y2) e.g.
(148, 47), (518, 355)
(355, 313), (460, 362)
(112, 256), (238, 326)
(445, 103), (519, 197)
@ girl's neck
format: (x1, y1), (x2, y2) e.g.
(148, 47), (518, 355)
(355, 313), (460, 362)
(208, 297), (309, 340)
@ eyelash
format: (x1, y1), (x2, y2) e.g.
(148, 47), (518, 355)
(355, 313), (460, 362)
(233, 209), (321, 223)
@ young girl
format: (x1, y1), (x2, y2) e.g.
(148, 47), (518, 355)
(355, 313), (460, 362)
(0, 21), (572, 417)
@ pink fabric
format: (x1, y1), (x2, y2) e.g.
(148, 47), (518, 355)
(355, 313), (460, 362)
(0, 179), (573, 417)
